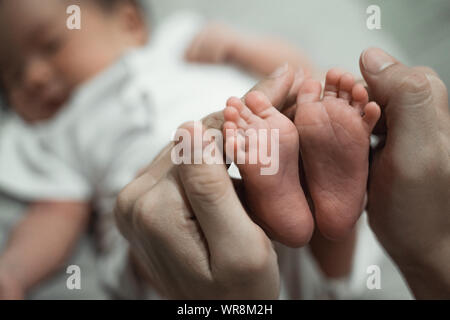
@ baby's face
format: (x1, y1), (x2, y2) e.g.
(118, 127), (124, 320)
(0, 0), (147, 123)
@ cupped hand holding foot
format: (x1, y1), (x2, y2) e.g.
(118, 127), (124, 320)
(114, 65), (301, 299)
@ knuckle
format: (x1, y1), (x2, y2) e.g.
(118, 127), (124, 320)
(412, 67), (448, 96)
(184, 172), (229, 204)
(413, 66), (437, 75)
(225, 239), (275, 278)
(396, 70), (431, 95)
(131, 192), (161, 235)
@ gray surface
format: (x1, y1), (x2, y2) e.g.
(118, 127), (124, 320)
(375, 0), (450, 88)
(0, 193), (107, 300)
(148, 0), (449, 86)
(148, 0), (409, 75)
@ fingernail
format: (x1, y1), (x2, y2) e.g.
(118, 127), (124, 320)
(270, 63), (289, 78)
(362, 48), (395, 74)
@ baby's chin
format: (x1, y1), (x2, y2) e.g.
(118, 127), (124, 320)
(19, 96), (69, 124)
(41, 90), (73, 120)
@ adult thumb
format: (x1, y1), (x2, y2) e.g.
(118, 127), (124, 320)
(359, 48), (438, 143)
(201, 63), (296, 131)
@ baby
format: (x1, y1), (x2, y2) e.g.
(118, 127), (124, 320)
(0, 0), (323, 299)
(0, 0), (149, 298)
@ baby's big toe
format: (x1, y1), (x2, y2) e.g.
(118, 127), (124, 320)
(297, 79), (322, 105)
(244, 91), (274, 118)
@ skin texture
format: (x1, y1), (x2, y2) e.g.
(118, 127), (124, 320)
(360, 48), (450, 299)
(0, 0), (147, 123)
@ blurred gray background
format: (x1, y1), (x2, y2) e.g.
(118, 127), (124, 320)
(148, 0), (450, 86)
(1, 0), (448, 299)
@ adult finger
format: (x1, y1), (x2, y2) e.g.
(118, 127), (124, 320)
(176, 122), (270, 266)
(202, 63), (296, 132)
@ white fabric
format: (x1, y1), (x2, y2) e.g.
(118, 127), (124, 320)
(0, 12), (391, 299)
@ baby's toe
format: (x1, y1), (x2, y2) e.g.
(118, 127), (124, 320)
(244, 91), (273, 118)
(324, 68), (344, 98)
(351, 84), (369, 112)
(223, 120), (237, 132)
(225, 98), (249, 129)
(297, 79), (322, 105)
(362, 102), (381, 132)
(338, 73), (355, 102)
(224, 105), (239, 122)
(223, 121), (247, 162)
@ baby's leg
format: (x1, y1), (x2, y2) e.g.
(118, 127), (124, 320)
(295, 69), (380, 240)
(309, 228), (357, 279)
(223, 92), (314, 247)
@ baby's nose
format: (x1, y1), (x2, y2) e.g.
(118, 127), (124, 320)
(22, 57), (53, 94)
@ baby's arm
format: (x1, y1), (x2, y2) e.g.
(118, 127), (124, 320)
(0, 201), (90, 299)
(185, 23), (314, 77)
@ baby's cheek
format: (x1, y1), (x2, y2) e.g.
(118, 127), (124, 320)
(55, 40), (114, 89)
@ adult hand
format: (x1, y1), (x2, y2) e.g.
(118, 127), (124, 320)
(114, 64), (302, 299)
(360, 48), (450, 298)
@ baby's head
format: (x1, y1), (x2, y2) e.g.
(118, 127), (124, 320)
(0, 0), (148, 123)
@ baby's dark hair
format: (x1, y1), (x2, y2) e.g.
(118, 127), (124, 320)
(94, 0), (134, 9)
(78, 0), (150, 23)
(83, 0), (143, 11)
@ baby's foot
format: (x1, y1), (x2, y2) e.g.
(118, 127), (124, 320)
(295, 69), (381, 240)
(223, 91), (314, 247)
